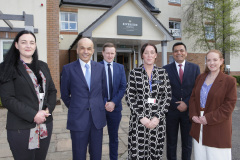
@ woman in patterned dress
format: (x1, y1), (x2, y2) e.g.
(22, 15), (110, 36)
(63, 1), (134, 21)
(125, 43), (172, 160)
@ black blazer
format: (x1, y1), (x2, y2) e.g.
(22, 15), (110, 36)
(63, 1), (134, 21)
(163, 61), (200, 110)
(0, 60), (57, 130)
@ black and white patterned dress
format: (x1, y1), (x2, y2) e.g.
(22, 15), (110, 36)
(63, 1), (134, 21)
(125, 66), (171, 160)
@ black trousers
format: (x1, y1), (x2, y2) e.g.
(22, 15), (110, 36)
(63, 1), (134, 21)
(166, 110), (192, 160)
(7, 121), (53, 160)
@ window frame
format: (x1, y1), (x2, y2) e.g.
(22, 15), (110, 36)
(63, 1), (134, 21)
(168, 0), (181, 4)
(205, 0), (214, 9)
(205, 25), (215, 40)
(60, 12), (78, 31)
(0, 39), (13, 63)
(169, 21), (181, 38)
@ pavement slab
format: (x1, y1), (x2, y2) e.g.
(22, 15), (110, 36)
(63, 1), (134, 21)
(0, 90), (240, 160)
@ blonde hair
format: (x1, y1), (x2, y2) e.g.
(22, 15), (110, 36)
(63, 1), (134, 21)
(204, 49), (225, 73)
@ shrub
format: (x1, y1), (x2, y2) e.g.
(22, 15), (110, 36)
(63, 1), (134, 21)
(233, 76), (240, 85)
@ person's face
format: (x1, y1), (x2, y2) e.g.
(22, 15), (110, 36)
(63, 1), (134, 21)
(172, 45), (187, 63)
(142, 45), (157, 65)
(77, 38), (94, 63)
(15, 34), (36, 62)
(206, 51), (223, 73)
(102, 47), (116, 63)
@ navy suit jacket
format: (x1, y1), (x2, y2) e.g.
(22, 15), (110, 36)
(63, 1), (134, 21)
(99, 61), (127, 112)
(163, 61), (200, 110)
(61, 60), (107, 131)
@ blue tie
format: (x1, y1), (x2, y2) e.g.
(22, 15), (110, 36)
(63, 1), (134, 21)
(107, 63), (113, 100)
(85, 63), (91, 90)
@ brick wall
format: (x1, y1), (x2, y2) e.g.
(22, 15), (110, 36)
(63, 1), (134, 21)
(59, 50), (77, 73)
(156, 52), (206, 73)
(47, 0), (60, 99)
(0, 32), (18, 39)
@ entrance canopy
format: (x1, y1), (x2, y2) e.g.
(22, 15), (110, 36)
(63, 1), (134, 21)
(68, 0), (173, 50)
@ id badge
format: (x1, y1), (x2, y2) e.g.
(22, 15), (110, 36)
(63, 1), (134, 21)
(39, 93), (44, 100)
(148, 98), (156, 104)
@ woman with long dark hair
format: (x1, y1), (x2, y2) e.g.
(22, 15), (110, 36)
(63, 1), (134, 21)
(0, 30), (57, 160)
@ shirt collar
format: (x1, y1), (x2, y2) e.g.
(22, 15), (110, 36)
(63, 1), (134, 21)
(175, 60), (186, 68)
(79, 58), (91, 68)
(103, 60), (113, 66)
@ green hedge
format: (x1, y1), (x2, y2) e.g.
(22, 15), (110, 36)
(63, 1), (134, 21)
(233, 76), (240, 85)
(0, 97), (2, 108)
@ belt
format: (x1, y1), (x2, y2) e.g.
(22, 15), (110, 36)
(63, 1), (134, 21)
(200, 107), (205, 111)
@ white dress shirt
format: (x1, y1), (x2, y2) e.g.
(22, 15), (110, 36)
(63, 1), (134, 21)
(79, 59), (91, 76)
(175, 60), (185, 76)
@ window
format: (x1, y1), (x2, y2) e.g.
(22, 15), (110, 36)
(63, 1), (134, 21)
(60, 12), (77, 31)
(0, 40), (13, 63)
(169, 55), (174, 64)
(205, 0), (214, 9)
(205, 25), (214, 40)
(169, 21), (181, 37)
(168, 0), (181, 4)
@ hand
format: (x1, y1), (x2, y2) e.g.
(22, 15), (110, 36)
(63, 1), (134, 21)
(192, 116), (201, 124)
(176, 101), (188, 112)
(34, 110), (47, 124)
(105, 102), (115, 112)
(199, 116), (207, 125)
(45, 108), (51, 117)
(140, 117), (151, 128)
(148, 117), (160, 129)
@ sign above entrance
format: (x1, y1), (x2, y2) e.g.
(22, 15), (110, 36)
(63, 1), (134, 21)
(117, 16), (142, 36)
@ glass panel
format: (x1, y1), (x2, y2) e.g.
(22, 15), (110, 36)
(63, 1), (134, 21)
(205, 26), (214, 39)
(3, 41), (12, 56)
(205, 0), (214, 9)
(169, 22), (174, 29)
(61, 13), (68, 21)
(69, 13), (77, 21)
(69, 23), (77, 30)
(169, 0), (181, 3)
(61, 22), (68, 30)
(175, 22), (180, 29)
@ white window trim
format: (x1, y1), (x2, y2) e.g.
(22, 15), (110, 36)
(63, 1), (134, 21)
(169, 21), (181, 37)
(60, 12), (78, 31)
(0, 39), (13, 63)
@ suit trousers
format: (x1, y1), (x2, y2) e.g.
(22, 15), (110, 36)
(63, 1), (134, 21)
(193, 111), (231, 160)
(166, 110), (192, 160)
(106, 110), (122, 160)
(7, 121), (53, 160)
(70, 112), (103, 160)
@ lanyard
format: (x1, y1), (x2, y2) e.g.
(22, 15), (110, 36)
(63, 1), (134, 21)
(143, 66), (154, 92)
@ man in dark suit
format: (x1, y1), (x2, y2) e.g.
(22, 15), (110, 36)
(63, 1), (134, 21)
(163, 42), (200, 160)
(99, 43), (126, 160)
(61, 38), (107, 160)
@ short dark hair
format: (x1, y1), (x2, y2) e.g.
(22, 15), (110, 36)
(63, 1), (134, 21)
(172, 42), (187, 52)
(140, 43), (157, 58)
(102, 43), (116, 51)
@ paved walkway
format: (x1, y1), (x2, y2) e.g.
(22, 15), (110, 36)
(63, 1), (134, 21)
(1, 92), (240, 160)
